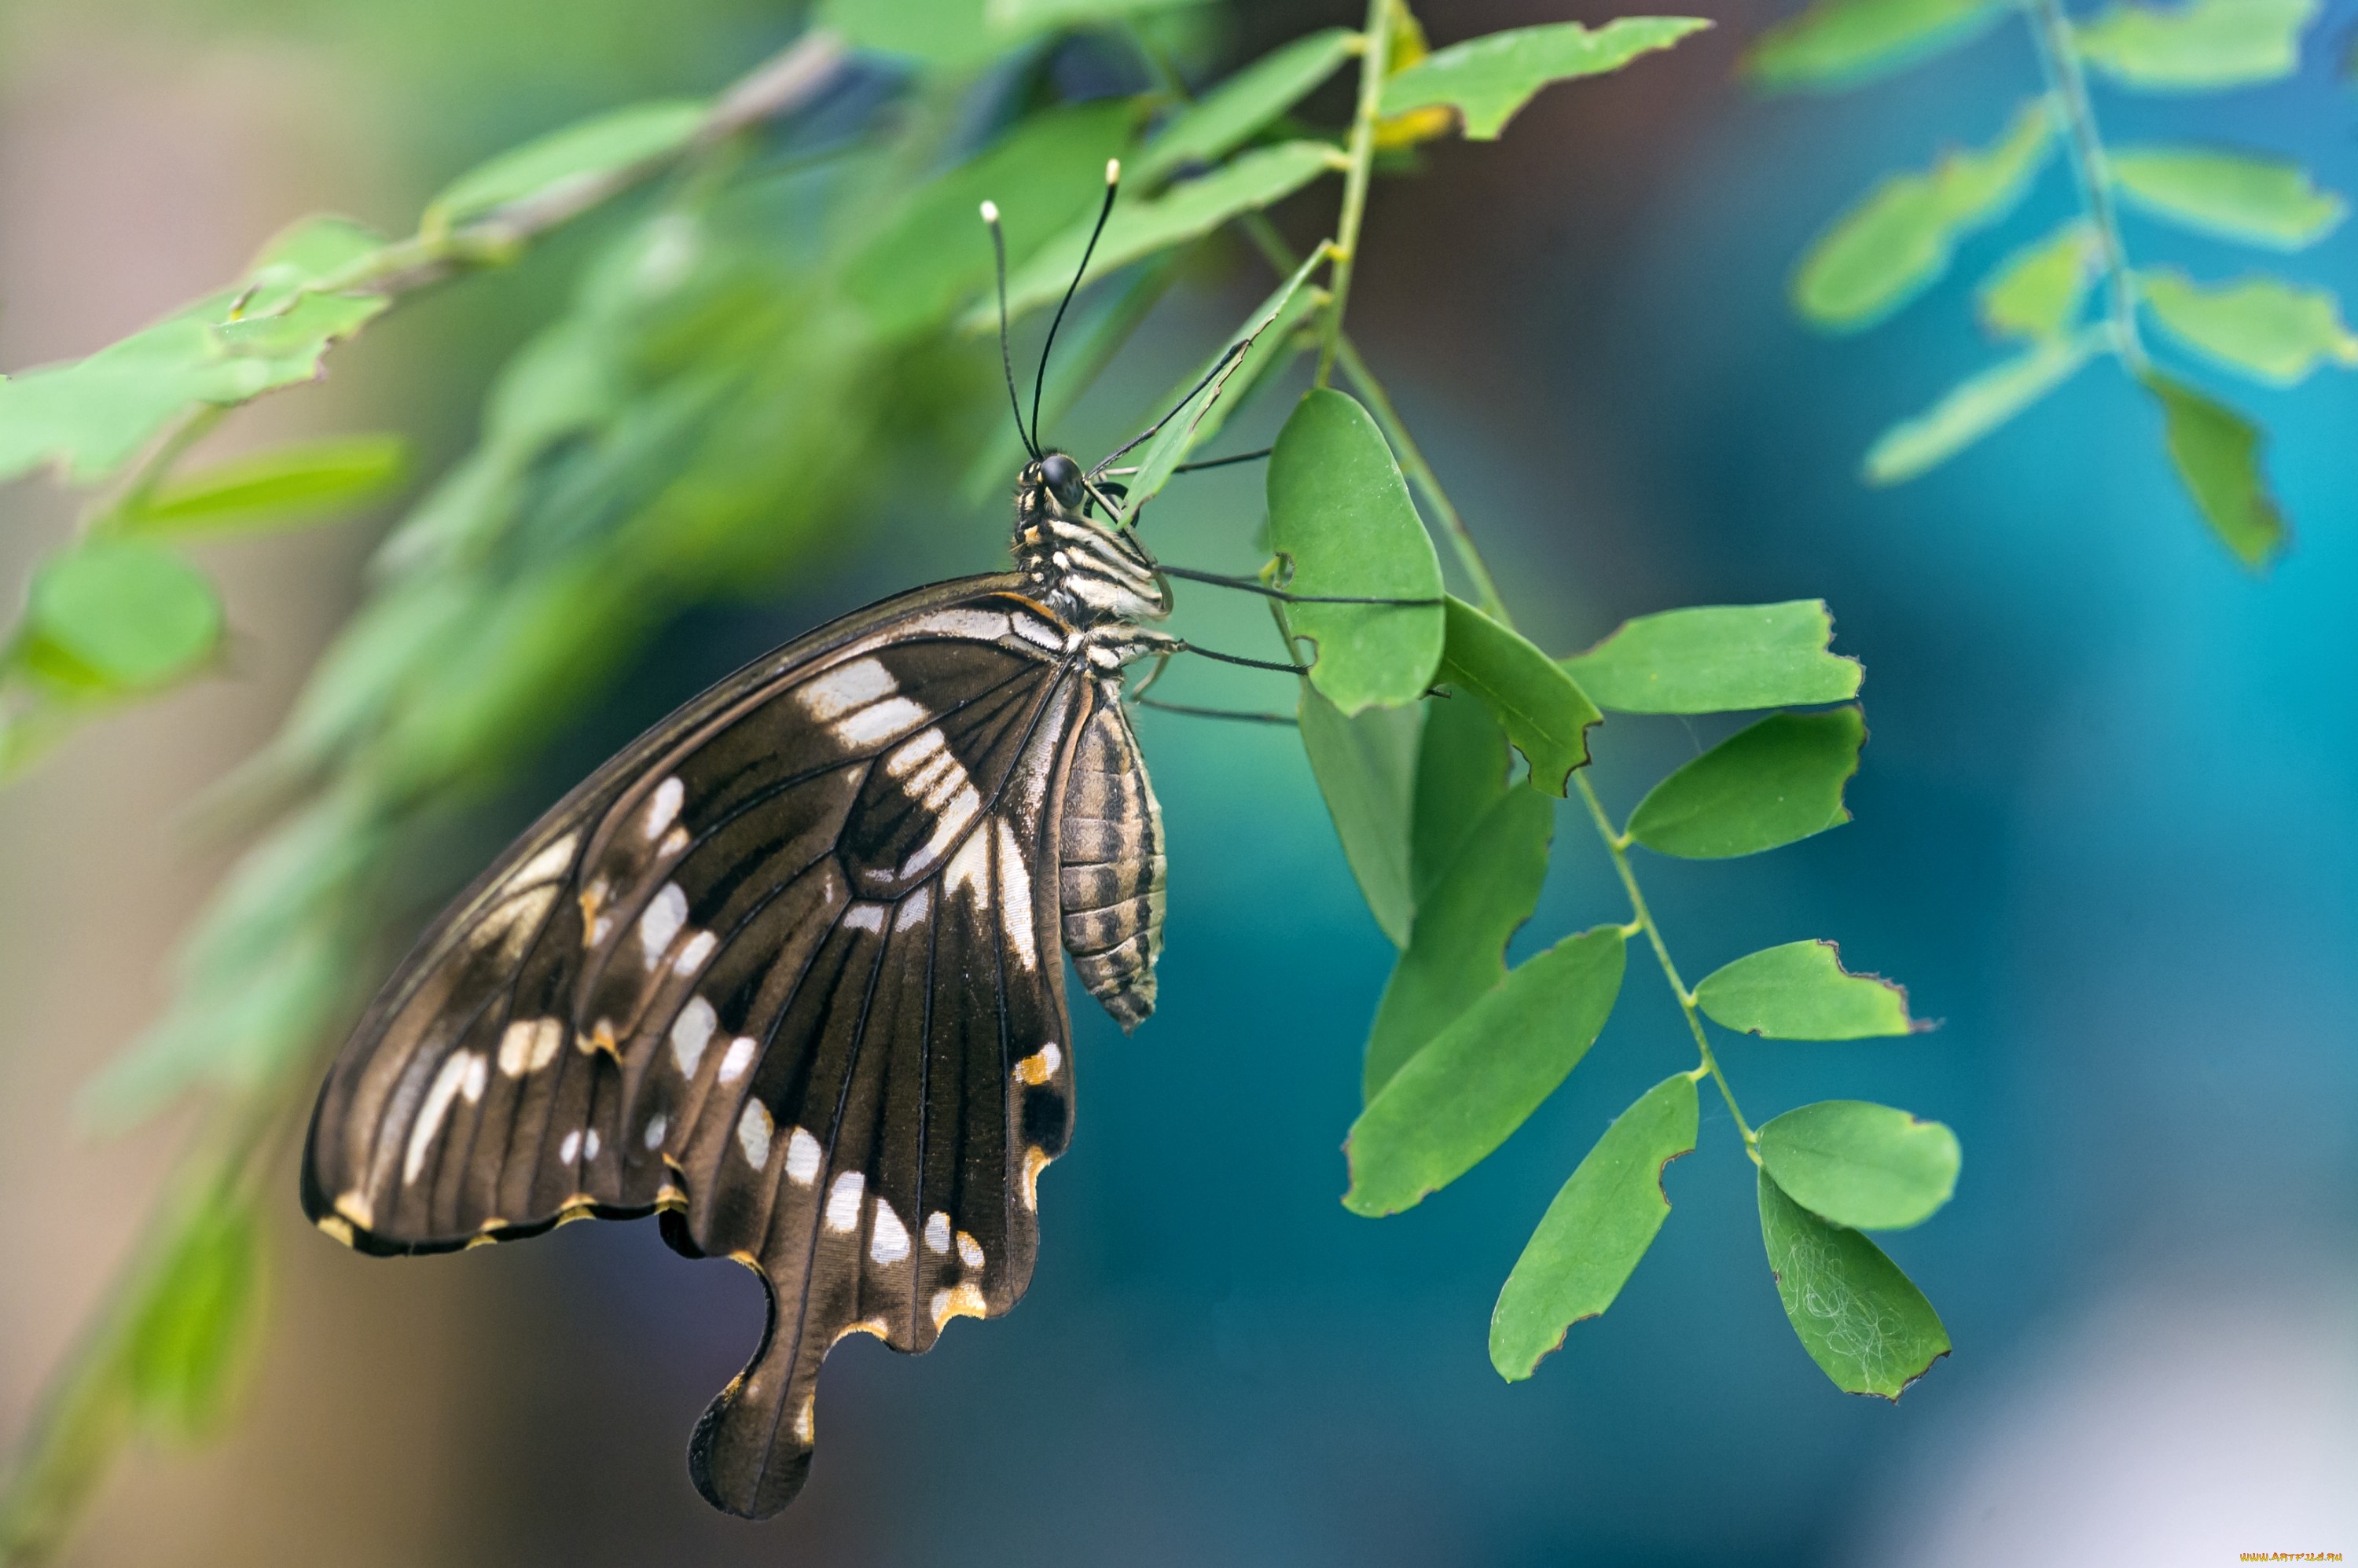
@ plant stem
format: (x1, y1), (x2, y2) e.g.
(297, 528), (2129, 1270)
(1319, 0), (1397, 386)
(1331, 340), (1509, 622)
(1235, 214), (1509, 620)
(314, 31), (846, 300)
(1573, 775), (1757, 1147)
(2022, 0), (2147, 373)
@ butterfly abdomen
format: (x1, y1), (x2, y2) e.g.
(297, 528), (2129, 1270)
(1056, 696), (1164, 1031)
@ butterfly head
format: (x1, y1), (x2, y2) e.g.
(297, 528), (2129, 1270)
(1012, 451), (1168, 626)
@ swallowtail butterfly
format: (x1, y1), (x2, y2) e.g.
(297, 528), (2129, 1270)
(301, 443), (1182, 1517)
(297, 160), (1328, 1518)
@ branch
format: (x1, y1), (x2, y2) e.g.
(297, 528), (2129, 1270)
(319, 29), (849, 299)
(1318, 0), (1397, 384)
(2022, 0), (2147, 373)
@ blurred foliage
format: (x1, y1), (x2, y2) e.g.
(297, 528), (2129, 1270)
(0, 0), (1971, 1554)
(1752, 0), (2341, 567)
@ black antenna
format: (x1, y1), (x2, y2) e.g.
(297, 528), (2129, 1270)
(1089, 339), (1247, 479)
(1030, 159), (1121, 453)
(981, 200), (1039, 461)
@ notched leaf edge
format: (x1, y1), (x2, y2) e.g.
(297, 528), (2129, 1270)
(1503, 1137), (1696, 1380)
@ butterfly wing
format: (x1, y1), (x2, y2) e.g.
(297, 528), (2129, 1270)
(302, 575), (1100, 1517)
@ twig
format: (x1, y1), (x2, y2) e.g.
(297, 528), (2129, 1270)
(2022, 0), (2147, 372)
(1319, 0), (1396, 385)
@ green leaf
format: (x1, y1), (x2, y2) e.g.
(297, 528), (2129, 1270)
(1363, 785), (1555, 1100)
(992, 141), (1342, 322)
(1695, 939), (1923, 1038)
(0, 289), (387, 488)
(241, 214), (389, 307)
(1562, 601), (1861, 715)
(1794, 99), (2055, 330)
(1410, 689), (1511, 905)
(1435, 597), (1599, 795)
(990, 0), (1208, 24)
(1625, 708), (1864, 860)
(1757, 1100), (1960, 1228)
(1135, 28), (1359, 182)
(2141, 371), (2286, 567)
(20, 542), (222, 692)
(119, 435), (410, 536)
(2073, 0), (2316, 90)
(847, 103), (1137, 338)
(1863, 336), (2099, 484)
(1298, 685), (1421, 947)
(424, 100), (707, 233)
(2110, 146), (2346, 249)
(1489, 1074), (1698, 1380)
(123, 1201), (263, 1439)
(2137, 268), (2358, 385)
(1120, 246), (1328, 518)
(1758, 1170), (1951, 1398)
(1380, 18), (1712, 139)
(1744, 0), (2006, 91)
(829, 0), (1210, 69)
(1266, 387), (1446, 714)
(818, 0), (1012, 68)
(1343, 927), (1626, 1216)
(1976, 218), (2099, 341)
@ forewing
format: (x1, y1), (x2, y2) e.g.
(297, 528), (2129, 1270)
(301, 578), (1090, 1515)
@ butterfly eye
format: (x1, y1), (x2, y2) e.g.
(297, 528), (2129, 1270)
(1038, 453), (1083, 507)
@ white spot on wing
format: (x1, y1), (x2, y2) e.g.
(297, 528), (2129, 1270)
(843, 902), (887, 934)
(403, 1052), (478, 1184)
(582, 1129), (601, 1162)
(946, 830), (991, 910)
(642, 777), (685, 839)
(1015, 1042), (1062, 1085)
(895, 887), (930, 931)
(907, 608), (1012, 642)
(506, 834), (578, 889)
(796, 657), (895, 722)
(639, 883), (688, 968)
(497, 1019), (536, 1077)
(832, 696), (930, 748)
(825, 1171), (865, 1232)
(793, 1397), (815, 1444)
(931, 1283), (989, 1328)
(924, 1211), (952, 1254)
(880, 728), (985, 874)
(997, 818), (1038, 971)
(717, 1036), (757, 1085)
(957, 1231), (985, 1270)
(785, 1127), (822, 1185)
(461, 1052), (488, 1104)
(670, 998), (717, 1077)
(673, 929), (717, 975)
(869, 1200), (910, 1264)
(527, 1017), (563, 1072)
(737, 1101), (773, 1169)
(560, 1128), (582, 1166)
(1011, 612), (1064, 651)
(644, 1114), (669, 1151)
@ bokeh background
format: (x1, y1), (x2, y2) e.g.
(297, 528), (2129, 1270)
(2, 1), (2353, 1563)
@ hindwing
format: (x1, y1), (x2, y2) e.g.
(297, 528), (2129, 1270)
(301, 574), (1105, 1518)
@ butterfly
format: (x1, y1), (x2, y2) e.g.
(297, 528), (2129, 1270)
(300, 439), (1185, 1517)
(297, 160), (1334, 1519)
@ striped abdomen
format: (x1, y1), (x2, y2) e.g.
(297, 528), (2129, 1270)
(1057, 695), (1164, 1030)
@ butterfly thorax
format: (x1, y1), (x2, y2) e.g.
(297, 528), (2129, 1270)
(1012, 452), (1170, 633)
